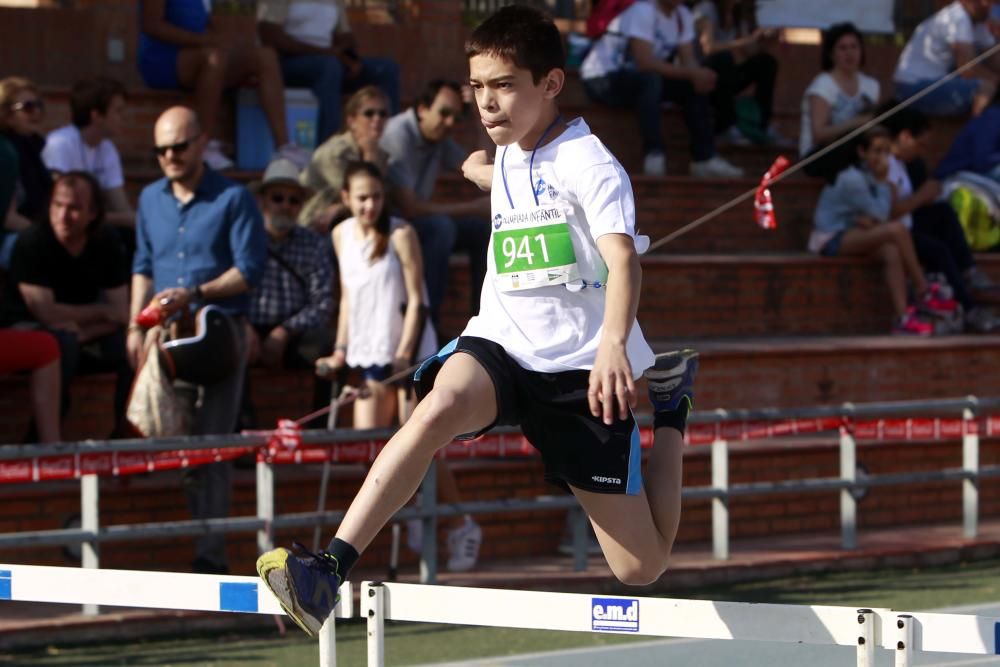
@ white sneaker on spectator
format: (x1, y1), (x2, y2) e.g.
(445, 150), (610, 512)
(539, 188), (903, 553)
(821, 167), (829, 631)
(203, 140), (234, 171)
(690, 155), (744, 178)
(718, 125), (752, 147)
(643, 151), (666, 176)
(446, 517), (482, 572)
(274, 143), (309, 169)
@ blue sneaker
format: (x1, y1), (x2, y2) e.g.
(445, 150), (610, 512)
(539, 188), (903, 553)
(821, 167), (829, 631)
(644, 349), (698, 413)
(256, 542), (342, 637)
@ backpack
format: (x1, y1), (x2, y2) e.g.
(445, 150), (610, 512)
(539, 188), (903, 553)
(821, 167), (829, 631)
(942, 172), (1000, 251)
(586, 0), (636, 39)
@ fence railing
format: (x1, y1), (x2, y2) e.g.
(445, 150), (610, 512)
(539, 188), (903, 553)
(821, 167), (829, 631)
(0, 395), (998, 615)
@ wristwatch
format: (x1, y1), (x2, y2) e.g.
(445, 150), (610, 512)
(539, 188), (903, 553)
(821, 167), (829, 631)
(187, 285), (204, 302)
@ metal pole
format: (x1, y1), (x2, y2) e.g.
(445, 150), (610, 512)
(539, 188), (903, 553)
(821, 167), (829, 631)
(313, 396), (341, 552)
(256, 459), (275, 554)
(711, 439), (729, 560)
(366, 582), (386, 667)
(962, 406), (979, 539)
(318, 613), (336, 667)
(419, 461), (438, 584)
(840, 425), (857, 551)
(856, 608), (875, 667)
(80, 473), (99, 616)
(895, 614), (913, 667)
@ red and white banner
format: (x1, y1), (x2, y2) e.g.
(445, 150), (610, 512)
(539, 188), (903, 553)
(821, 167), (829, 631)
(1, 415), (996, 484)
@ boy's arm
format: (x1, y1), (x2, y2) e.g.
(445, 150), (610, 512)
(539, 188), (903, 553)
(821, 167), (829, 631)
(591, 233), (641, 426)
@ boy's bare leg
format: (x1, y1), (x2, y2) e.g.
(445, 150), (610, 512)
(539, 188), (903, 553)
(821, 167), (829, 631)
(334, 353), (496, 553)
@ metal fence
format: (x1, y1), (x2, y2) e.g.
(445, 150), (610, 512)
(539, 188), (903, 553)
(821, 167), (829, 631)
(1, 395), (998, 614)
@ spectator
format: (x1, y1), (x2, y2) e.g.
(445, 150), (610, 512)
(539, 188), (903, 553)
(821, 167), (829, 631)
(139, 0), (306, 170)
(0, 330), (62, 443)
(315, 161), (436, 427)
(883, 106), (1000, 330)
(0, 76), (51, 267)
(692, 0), (785, 146)
(257, 0), (401, 143)
(580, 0), (743, 177)
(934, 90), (1000, 181)
(42, 78), (136, 233)
(245, 158), (334, 425)
(313, 161), (480, 571)
(894, 0), (999, 117)
(130, 106), (267, 574)
(0, 172), (132, 436)
(300, 86), (391, 234)
(380, 80), (491, 324)
(799, 23), (881, 182)
(810, 126), (956, 335)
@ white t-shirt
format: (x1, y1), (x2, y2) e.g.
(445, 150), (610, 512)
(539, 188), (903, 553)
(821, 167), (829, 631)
(895, 1), (996, 84)
(581, 0), (695, 80)
(257, 0), (349, 50)
(799, 72), (881, 156)
(888, 154), (914, 230)
(462, 118), (655, 376)
(41, 124), (124, 190)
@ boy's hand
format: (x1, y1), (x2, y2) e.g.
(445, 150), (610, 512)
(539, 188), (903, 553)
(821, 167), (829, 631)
(588, 340), (636, 425)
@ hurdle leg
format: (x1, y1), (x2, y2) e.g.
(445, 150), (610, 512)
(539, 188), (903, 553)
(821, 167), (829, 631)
(894, 614), (913, 667)
(856, 608), (875, 667)
(80, 473), (100, 616)
(318, 613), (337, 667)
(366, 582), (386, 667)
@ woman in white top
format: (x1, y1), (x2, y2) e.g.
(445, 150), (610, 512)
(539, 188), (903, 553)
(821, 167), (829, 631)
(315, 161), (436, 428)
(799, 22), (882, 180)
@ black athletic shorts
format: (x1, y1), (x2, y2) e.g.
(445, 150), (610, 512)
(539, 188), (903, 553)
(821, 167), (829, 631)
(413, 336), (642, 495)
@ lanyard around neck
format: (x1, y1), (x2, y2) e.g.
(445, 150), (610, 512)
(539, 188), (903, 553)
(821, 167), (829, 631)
(500, 114), (563, 210)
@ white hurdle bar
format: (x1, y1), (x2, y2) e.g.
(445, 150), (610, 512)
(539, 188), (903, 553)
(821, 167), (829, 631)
(0, 563), (353, 667)
(360, 581), (1000, 667)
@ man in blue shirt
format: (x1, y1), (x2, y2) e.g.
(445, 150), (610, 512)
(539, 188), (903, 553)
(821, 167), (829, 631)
(129, 106), (267, 574)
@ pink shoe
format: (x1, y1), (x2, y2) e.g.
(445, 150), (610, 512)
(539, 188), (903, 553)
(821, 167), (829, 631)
(893, 307), (933, 336)
(921, 282), (959, 316)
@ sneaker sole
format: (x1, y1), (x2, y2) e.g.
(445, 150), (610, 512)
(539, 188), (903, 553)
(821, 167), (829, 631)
(256, 550), (323, 638)
(644, 349), (699, 380)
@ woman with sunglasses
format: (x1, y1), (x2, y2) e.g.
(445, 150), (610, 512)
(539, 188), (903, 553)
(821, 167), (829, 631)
(0, 77), (52, 268)
(299, 86), (391, 234)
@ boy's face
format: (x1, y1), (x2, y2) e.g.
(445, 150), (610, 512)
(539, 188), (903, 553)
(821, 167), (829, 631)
(893, 129), (924, 162)
(861, 136), (891, 179)
(469, 53), (560, 149)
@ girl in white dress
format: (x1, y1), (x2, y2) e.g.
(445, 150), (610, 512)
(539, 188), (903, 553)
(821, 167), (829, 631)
(315, 161), (436, 428)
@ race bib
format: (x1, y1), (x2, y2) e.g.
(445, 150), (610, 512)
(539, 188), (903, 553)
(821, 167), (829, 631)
(492, 205), (579, 292)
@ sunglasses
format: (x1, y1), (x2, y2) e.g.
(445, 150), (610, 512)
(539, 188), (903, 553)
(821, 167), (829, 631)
(361, 108), (389, 119)
(269, 193), (302, 206)
(153, 138), (197, 157)
(10, 99), (44, 114)
(437, 107), (461, 120)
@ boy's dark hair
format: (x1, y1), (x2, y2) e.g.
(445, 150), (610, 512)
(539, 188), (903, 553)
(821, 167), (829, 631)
(70, 77), (126, 128)
(877, 102), (930, 139)
(820, 22), (866, 71)
(52, 170), (105, 233)
(416, 79), (463, 110)
(856, 125), (890, 151)
(465, 5), (565, 84)
(342, 161), (392, 262)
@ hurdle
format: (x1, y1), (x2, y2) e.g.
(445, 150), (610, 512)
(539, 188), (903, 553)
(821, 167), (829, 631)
(4, 564), (1000, 666)
(0, 563), (352, 666)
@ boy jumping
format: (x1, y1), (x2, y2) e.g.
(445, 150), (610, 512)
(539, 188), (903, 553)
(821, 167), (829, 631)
(257, 5), (698, 637)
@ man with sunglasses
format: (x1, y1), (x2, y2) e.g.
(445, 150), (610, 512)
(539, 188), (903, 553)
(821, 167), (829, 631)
(130, 106), (267, 575)
(244, 158), (334, 427)
(381, 80), (491, 326)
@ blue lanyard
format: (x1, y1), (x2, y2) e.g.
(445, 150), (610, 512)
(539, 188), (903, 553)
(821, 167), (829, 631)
(500, 114), (563, 210)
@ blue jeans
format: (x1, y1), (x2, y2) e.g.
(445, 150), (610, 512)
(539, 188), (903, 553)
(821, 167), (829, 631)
(895, 78), (981, 116)
(410, 214), (490, 324)
(583, 70), (716, 160)
(280, 53), (401, 142)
